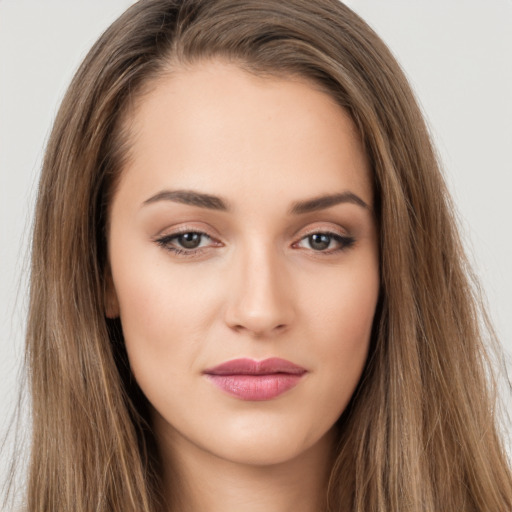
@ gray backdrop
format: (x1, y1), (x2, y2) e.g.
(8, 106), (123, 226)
(1, 0), (511, 495)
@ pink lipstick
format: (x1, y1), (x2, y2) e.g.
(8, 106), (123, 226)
(203, 358), (307, 401)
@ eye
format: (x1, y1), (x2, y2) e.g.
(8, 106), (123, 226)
(173, 232), (206, 249)
(155, 230), (217, 255)
(295, 232), (355, 253)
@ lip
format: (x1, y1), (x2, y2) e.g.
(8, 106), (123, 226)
(203, 358), (307, 401)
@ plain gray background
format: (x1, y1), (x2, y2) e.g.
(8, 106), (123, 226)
(1, 0), (511, 493)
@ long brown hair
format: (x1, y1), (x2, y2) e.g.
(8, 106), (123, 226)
(23, 0), (512, 510)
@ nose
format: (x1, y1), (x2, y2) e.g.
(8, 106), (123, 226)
(223, 244), (295, 337)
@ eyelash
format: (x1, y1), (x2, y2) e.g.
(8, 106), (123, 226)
(154, 228), (355, 258)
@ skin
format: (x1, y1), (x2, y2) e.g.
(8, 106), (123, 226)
(107, 60), (380, 512)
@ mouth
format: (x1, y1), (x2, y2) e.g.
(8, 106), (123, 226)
(203, 358), (307, 401)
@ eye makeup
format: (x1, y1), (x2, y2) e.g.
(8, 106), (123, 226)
(153, 226), (356, 258)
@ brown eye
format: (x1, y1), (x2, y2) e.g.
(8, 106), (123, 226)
(177, 232), (203, 249)
(155, 231), (215, 255)
(308, 233), (331, 251)
(295, 231), (355, 253)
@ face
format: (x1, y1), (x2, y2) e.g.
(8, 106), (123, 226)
(107, 61), (379, 467)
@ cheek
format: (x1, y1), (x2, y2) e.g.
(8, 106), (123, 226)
(109, 244), (229, 395)
(304, 258), (379, 407)
(310, 247), (378, 331)
(113, 270), (179, 388)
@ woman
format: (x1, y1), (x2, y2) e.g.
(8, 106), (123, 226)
(21, 0), (512, 510)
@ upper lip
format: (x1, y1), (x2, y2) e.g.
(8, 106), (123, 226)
(203, 357), (307, 376)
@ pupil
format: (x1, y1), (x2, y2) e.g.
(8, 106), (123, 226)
(310, 233), (330, 250)
(179, 233), (201, 249)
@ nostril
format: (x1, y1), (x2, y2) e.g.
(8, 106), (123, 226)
(222, 269), (295, 336)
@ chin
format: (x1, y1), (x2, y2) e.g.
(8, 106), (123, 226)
(197, 419), (337, 468)
(215, 439), (307, 466)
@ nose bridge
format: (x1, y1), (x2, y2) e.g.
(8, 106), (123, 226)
(224, 235), (294, 336)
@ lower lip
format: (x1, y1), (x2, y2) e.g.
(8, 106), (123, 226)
(205, 374), (304, 401)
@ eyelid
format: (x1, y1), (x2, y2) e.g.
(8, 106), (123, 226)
(153, 223), (220, 242)
(292, 229), (355, 253)
(292, 221), (352, 241)
(154, 223), (355, 257)
(296, 225), (349, 239)
(153, 224), (222, 255)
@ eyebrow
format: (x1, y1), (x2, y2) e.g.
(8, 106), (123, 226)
(288, 192), (369, 214)
(142, 189), (369, 214)
(143, 190), (229, 210)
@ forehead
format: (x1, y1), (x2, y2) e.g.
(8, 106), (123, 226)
(115, 60), (372, 210)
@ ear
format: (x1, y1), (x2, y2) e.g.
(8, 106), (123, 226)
(104, 263), (120, 318)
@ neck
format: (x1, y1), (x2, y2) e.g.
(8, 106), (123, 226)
(156, 422), (336, 512)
